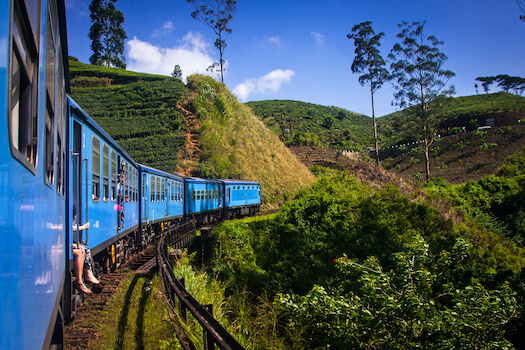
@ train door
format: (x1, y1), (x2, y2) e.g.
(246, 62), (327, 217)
(142, 173), (149, 222)
(72, 120), (88, 245)
(165, 179), (170, 217)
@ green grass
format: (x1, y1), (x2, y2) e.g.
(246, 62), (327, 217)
(89, 272), (181, 350)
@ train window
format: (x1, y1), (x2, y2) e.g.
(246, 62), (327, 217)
(125, 164), (130, 202)
(56, 49), (65, 196)
(111, 151), (116, 201)
(92, 137), (100, 201)
(156, 177), (161, 202)
(161, 179), (165, 202)
(171, 181), (174, 202)
(9, 0), (41, 173)
(151, 176), (155, 202)
(143, 174), (147, 201)
(44, 0), (57, 187)
(192, 190), (196, 201)
(103, 145), (109, 201)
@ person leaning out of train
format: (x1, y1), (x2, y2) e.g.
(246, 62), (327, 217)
(72, 206), (100, 294)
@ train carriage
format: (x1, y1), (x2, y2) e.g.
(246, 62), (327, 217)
(0, 0), (69, 348)
(222, 179), (262, 218)
(67, 97), (140, 273)
(184, 177), (224, 224)
(139, 164), (185, 242)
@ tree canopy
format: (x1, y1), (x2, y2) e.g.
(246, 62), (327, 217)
(89, 0), (127, 68)
(348, 21), (389, 164)
(186, 0), (237, 83)
(388, 21), (455, 180)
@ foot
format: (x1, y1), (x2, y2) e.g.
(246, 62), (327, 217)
(76, 282), (92, 294)
(84, 269), (100, 285)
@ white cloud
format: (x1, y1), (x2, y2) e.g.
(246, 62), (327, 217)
(311, 31), (325, 47)
(126, 32), (216, 81)
(151, 21), (174, 38)
(232, 69), (295, 101)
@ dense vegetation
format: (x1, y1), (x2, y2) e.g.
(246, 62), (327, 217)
(246, 100), (374, 150)
(209, 163), (525, 348)
(248, 93), (525, 150)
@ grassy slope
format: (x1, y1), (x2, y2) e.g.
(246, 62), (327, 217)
(187, 76), (316, 203)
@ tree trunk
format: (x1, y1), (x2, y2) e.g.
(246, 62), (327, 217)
(371, 87), (379, 165)
(424, 136), (430, 181)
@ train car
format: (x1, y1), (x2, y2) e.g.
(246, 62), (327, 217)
(67, 97), (140, 276)
(222, 180), (262, 218)
(139, 164), (185, 242)
(0, 0), (69, 348)
(184, 177), (224, 224)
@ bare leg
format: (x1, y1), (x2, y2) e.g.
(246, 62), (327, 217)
(72, 245), (84, 284)
(72, 245), (91, 293)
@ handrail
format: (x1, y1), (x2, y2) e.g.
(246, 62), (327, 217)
(157, 225), (245, 350)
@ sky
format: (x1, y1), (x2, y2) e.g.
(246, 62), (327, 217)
(65, 0), (525, 118)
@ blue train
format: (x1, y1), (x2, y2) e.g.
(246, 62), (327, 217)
(0, 1), (261, 348)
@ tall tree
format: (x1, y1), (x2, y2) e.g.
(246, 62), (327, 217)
(348, 21), (389, 165)
(389, 21), (455, 180)
(475, 76), (496, 94)
(89, 0), (127, 68)
(187, 0), (237, 83)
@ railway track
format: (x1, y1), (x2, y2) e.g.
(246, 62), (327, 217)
(63, 246), (156, 350)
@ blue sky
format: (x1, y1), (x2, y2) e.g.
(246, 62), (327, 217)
(65, 0), (525, 117)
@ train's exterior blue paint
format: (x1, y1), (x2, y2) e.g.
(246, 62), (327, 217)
(67, 98), (140, 258)
(1, 0), (69, 348)
(223, 180), (262, 209)
(139, 164), (185, 225)
(185, 177), (224, 223)
(1, 0), (261, 348)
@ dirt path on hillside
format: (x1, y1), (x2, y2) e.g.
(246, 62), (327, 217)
(177, 101), (201, 176)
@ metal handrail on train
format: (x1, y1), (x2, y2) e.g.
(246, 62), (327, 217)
(157, 227), (245, 350)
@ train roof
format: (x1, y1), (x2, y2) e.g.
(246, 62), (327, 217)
(220, 179), (261, 185)
(184, 177), (223, 184)
(68, 96), (138, 167)
(138, 164), (185, 181)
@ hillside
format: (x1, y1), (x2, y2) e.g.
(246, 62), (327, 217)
(383, 125), (525, 184)
(69, 59), (315, 204)
(246, 100), (374, 150)
(378, 92), (525, 146)
(248, 93), (525, 151)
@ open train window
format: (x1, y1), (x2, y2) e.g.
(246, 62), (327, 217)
(111, 151), (116, 201)
(156, 177), (160, 202)
(151, 176), (155, 202)
(9, 0), (41, 173)
(161, 179), (165, 202)
(102, 145), (109, 201)
(92, 136), (100, 201)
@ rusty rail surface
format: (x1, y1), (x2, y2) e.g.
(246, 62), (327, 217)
(157, 222), (245, 350)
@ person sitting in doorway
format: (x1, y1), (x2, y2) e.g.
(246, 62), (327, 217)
(72, 205), (100, 294)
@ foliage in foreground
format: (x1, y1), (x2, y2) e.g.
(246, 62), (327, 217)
(212, 171), (525, 349)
